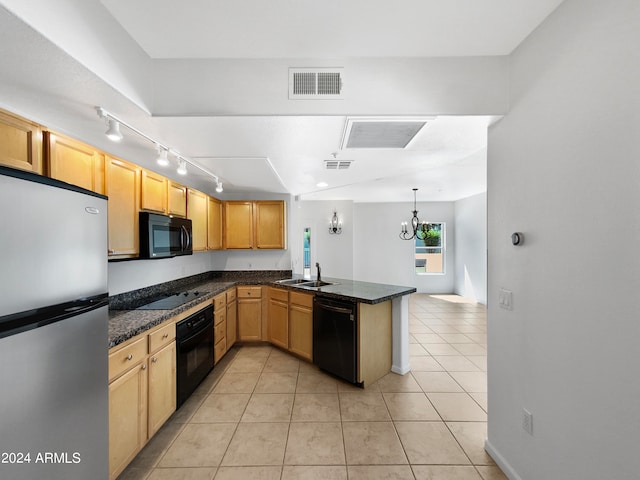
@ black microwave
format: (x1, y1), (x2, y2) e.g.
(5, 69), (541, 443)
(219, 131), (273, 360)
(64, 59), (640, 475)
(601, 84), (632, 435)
(139, 212), (193, 259)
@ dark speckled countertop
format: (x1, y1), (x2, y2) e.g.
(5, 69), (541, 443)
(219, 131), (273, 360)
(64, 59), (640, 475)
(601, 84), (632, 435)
(108, 270), (415, 349)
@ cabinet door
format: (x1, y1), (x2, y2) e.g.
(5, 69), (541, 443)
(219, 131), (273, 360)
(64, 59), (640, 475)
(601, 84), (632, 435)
(207, 196), (223, 250)
(226, 299), (237, 350)
(269, 298), (289, 349)
(289, 303), (313, 361)
(106, 157), (141, 258)
(141, 169), (168, 213)
(0, 109), (42, 174)
(109, 363), (148, 480)
(224, 201), (253, 249)
(238, 298), (262, 341)
(168, 180), (187, 217)
(187, 188), (208, 251)
(147, 342), (176, 438)
(46, 132), (105, 194)
(255, 201), (286, 249)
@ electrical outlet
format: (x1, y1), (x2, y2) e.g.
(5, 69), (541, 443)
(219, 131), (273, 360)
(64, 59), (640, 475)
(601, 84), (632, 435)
(522, 408), (533, 435)
(499, 288), (513, 310)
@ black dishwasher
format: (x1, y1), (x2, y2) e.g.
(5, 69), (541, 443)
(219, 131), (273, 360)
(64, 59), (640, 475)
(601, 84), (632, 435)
(313, 296), (358, 384)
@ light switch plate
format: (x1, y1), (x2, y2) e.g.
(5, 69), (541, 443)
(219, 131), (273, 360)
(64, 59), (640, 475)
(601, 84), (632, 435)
(499, 288), (513, 310)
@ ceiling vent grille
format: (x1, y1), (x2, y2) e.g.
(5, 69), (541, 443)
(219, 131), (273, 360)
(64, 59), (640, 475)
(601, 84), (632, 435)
(324, 160), (353, 169)
(289, 68), (344, 99)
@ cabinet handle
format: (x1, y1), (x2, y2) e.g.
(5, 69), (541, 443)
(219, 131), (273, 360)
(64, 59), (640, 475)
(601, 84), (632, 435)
(141, 364), (147, 370)
(152, 357), (158, 363)
(162, 333), (169, 339)
(126, 354), (133, 361)
(108, 249), (116, 254)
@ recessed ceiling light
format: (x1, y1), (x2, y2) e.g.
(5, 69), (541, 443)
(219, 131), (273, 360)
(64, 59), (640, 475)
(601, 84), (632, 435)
(316, 182), (328, 188)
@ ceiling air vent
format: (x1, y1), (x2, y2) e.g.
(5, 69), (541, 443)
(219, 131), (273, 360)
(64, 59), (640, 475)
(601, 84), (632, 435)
(341, 117), (435, 149)
(324, 159), (353, 170)
(289, 68), (344, 99)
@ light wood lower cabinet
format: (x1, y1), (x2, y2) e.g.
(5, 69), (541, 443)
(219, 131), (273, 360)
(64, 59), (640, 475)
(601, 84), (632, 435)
(288, 291), (314, 361)
(268, 287), (289, 349)
(213, 292), (227, 364)
(108, 321), (176, 480)
(147, 341), (176, 437)
(226, 288), (237, 349)
(237, 286), (263, 341)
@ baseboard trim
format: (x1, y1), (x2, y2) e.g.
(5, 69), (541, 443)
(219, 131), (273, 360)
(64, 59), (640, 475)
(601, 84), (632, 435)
(391, 365), (410, 375)
(484, 439), (523, 480)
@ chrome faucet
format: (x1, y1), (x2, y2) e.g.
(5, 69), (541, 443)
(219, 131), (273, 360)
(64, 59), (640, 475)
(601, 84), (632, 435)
(316, 262), (321, 282)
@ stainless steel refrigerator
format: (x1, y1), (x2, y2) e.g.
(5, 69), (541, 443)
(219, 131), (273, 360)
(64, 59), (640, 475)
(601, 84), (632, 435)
(0, 166), (108, 479)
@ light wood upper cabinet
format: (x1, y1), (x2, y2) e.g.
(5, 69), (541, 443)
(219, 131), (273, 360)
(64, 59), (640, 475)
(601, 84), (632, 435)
(45, 132), (105, 194)
(224, 201), (254, 249)
(223, 200), (286, 249)
(168, 180), (187, 217)
(0, 109), (43, 174)
(255, 201), (286, 249)
(187, 188), (208, 251)
(140, 169), (168, 213)
(106, 156), (141, 258)
(207, 196), (223, 250)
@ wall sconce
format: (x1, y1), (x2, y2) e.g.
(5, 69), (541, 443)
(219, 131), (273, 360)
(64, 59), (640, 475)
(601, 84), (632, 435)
(329, 210), (342, 234)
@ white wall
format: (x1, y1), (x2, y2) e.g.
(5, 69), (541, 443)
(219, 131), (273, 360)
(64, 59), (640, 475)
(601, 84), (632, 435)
(486, 1), (640, 479)
(353, 202), (455, 292)
(291, 199), (354, 279)
(454, 192), (487, 303)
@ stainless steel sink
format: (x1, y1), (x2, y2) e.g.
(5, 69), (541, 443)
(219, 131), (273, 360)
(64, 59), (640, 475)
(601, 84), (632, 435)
(275, 278), (338, 289)
(299, 280), (337, 288)
(275, 278), (310, 285)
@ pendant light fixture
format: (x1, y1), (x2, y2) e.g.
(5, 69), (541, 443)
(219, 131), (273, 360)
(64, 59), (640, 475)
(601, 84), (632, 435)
(399, 188), (430, 240)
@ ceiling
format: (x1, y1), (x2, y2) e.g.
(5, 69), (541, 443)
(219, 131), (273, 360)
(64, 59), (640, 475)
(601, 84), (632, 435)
(0, 0), (565, 202)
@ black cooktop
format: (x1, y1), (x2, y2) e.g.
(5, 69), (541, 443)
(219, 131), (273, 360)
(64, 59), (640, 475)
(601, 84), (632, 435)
(136, 290), (204, 310)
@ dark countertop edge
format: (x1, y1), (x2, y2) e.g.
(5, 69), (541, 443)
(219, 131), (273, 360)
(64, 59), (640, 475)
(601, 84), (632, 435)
(108, 274), (415, 348)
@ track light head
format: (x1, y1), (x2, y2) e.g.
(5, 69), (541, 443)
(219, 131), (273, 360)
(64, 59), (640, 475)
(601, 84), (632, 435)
(177, 159), (187, 175)
(156, 145), (169, 167)
(215, 181), (223, 193)
(105, 119), (123, 142)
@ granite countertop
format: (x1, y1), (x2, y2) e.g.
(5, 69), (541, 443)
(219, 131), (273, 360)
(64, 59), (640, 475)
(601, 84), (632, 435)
(108, 270), (415, 349)
(272, 275), (416, 305)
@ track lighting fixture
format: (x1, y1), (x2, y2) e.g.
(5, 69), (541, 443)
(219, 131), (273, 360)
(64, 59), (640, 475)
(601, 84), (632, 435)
(105, 119), (123, 142)
(95, 106), (224, 194)
(156, 145), (169, 167)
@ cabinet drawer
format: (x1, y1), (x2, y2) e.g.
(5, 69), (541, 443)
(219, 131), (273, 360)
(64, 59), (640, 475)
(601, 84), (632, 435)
(148, 322), (176, 354)
(237, 286), (262, 298)
(213, 293), (226, 311)
(214, 306), (226, 326)
(290, 291), (314, 308)
(270, 287), (288, 303)
(109, 337), (147, 382)
(214, 337), (227, 363)
(226, 288), (237, 303)
(214, 321), (226, 344)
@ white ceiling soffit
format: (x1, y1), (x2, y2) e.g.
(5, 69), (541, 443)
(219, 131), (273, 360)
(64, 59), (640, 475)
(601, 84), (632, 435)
(341, 117), (434, 149)
(191, 157), (288, 194)
(99, 0), (567, 58)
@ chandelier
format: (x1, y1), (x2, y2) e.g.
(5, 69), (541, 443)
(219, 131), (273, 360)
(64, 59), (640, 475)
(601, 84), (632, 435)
(399, 188), (430, 241)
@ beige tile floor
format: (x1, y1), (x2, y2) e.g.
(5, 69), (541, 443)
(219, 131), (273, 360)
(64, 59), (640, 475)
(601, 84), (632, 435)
(118, 293), (507, 480)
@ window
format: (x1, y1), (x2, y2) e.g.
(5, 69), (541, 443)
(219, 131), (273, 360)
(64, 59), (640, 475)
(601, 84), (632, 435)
(303, 227), (311, 279)
(415, 222), (445, 274)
